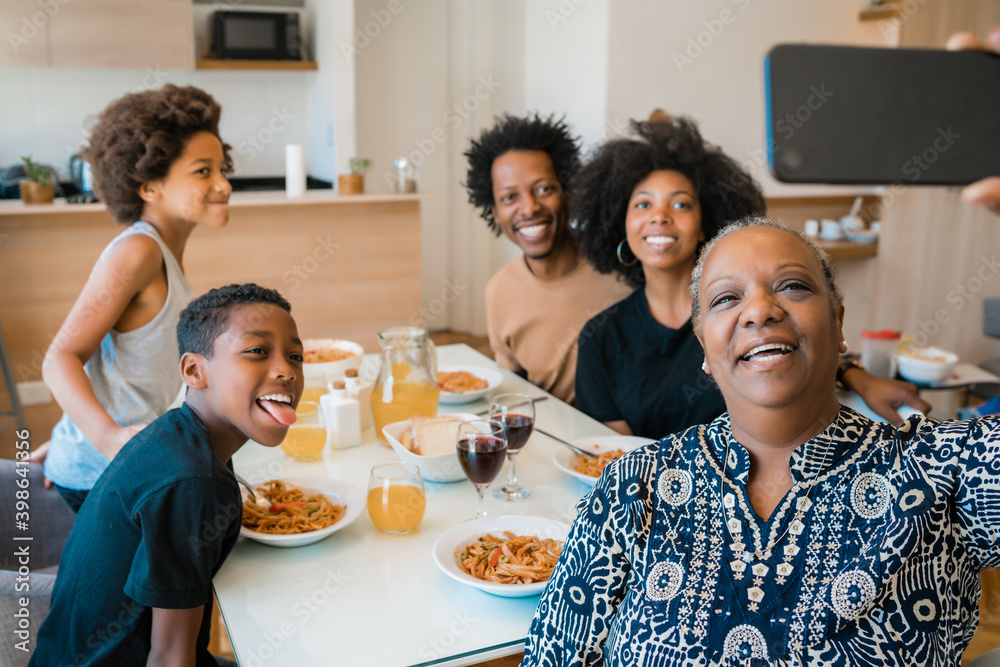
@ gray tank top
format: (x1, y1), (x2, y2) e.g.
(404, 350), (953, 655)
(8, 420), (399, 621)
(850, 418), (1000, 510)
(45, 222), (191, 490)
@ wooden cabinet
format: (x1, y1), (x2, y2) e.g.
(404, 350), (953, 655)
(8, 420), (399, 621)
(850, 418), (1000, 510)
(0, 0), (51, 67)
(3, 0), (194, 69)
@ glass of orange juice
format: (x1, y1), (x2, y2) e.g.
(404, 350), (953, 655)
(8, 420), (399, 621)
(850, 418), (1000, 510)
(300, 385), (327, 405)
(280, 401), (326, 462)
(367, 462), (426, 534)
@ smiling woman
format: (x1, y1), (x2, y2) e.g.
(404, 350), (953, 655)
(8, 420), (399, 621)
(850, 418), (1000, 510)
(572, 117), (929, 440)
(522, 216), (1000, 666)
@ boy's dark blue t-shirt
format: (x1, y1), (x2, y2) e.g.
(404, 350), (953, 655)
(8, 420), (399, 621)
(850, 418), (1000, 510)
(30, 403), (241, 666)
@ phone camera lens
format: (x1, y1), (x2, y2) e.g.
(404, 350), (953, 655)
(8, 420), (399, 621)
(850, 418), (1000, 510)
(778, 150), (803, 171)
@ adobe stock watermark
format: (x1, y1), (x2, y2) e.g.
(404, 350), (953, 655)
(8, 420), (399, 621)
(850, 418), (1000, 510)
(380, 74), (501, 189)
(545, 0), (589, 31)
(772, 85), (834, 141)
(240, 567), (351, 667)
(282, 235), (341, 291)
(909, 253), (1000, 348)
(877, 0), (929, 43)
(900, 127), (959, 182)
(73, 599), (144, 664)
(7, 0), (71, 54)
(851, 126), (962, 220)
(672, 0), (753, 72)
(417, 610), (480, 660)
(711, 86), (833, 204)
(409, 278), (468, 329)
(19, 266), (138, 382)
(234, 107), (297, 168)
(340, 0), (408, 62)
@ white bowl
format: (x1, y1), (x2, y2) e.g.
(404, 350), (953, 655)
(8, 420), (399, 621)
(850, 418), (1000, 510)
(431, 515), (570, 598)
(436, 365), (504, 404)
(382, 412), (480, 483)
(897, 347), (959, 384)
(552, 435), (656, 487)
(845, 230), (878, 244)
(239, 476), (366, 548)
(302, 338), (364, 386)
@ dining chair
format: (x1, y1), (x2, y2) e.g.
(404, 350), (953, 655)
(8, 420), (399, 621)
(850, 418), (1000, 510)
(0, 460), (76, 666)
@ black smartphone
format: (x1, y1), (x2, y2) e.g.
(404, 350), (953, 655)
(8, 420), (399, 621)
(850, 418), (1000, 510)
(764, 44), (1000, 185)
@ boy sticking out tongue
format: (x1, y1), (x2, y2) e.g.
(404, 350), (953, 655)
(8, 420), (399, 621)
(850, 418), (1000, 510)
(30, 283), (304, 666)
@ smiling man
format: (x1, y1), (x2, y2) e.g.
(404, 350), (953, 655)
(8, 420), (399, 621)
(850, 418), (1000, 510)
(464, 114), (631, 403)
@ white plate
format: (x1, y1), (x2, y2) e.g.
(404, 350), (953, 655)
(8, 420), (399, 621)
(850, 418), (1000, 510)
(382, 412), (480, 483)
(239, 476), (366, 548)
(432, 515), (571, 598)
(551, 435), (655, 487)
(436, 365), (504, 404)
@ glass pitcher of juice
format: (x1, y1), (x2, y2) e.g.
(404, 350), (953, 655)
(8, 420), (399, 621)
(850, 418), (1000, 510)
(371, 327), (439, 444)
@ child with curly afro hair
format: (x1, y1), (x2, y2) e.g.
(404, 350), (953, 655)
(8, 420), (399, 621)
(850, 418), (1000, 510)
(35, 84), (235, 511)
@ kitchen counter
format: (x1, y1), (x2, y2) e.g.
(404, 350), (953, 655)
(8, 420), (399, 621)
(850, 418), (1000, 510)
(0, 190), (429, 216)
(0, 192), (426, 442)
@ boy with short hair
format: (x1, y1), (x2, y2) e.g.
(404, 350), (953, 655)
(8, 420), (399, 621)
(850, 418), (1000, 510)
(30, 283), (303, 666)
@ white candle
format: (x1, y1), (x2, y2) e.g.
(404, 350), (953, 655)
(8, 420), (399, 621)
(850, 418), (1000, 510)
(285, 144), (306, 198)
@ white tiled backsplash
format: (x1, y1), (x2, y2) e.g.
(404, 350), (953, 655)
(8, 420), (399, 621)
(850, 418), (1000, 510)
(0, 67), (312, 181)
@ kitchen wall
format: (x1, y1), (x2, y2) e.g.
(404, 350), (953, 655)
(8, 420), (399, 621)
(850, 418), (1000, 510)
(605, 0), (892, 198)
(355, 0), (903, 336)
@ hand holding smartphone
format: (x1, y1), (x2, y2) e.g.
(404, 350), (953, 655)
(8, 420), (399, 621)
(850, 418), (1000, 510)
(765, 44), (1000, 186)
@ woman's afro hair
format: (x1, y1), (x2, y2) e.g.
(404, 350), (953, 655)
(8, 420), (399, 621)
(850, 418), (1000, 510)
(82, 84), (232, 225)
(571, 117), (765, 288)
(464, 113), (581, 235)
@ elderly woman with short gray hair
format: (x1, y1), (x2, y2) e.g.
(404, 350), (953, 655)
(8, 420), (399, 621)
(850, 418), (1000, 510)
(522, 217), (1000, 666)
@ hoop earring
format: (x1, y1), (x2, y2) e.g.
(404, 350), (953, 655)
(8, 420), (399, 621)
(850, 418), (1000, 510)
(616, 239), (638, 267)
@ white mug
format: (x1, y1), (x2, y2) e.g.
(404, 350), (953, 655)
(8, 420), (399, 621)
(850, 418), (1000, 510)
(820, 219), (844, 240)
(803, 219), (819, 237)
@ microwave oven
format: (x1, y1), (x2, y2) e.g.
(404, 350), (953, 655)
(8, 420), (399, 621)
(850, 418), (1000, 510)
(210, 11), (301, 60)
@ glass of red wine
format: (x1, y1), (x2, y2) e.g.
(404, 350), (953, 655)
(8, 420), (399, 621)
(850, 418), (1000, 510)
(457, 419), (508, 520)
(489, 393), (535, 502)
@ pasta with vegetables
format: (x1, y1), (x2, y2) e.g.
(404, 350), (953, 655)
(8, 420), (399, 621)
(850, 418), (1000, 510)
(458, 532), (563, 584)
(242, 479), (345, 534)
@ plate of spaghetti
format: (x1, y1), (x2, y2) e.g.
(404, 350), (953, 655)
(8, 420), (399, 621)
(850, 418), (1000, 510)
(436, 365), (503, 404)
(432, 516), (570, 597)
(240, 476), (365, 547)
(552, 435), (655, 487)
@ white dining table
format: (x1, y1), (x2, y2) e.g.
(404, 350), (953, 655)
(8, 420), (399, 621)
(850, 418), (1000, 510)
(213, 344), (617, 667)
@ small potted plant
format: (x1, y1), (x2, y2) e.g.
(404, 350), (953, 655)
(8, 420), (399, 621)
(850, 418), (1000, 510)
(19, 156), (54, 204)
(339, 157), (372, 195)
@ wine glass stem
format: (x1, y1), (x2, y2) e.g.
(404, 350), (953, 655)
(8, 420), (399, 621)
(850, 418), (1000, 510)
(507, 454), (518, 489)
(476, 485), (486, 518)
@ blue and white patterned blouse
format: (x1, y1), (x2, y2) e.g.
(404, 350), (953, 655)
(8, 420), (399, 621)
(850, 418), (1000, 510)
(522, 407), (1000, 666)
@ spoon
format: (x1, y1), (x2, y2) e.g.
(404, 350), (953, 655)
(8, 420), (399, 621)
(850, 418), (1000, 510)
(534, 428), (599, 459)
(234, 472), (258, 504)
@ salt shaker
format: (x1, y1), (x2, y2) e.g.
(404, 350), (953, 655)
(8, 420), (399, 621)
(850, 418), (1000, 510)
(321, 381), (362, 449)
(344, 368), (373, 430)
